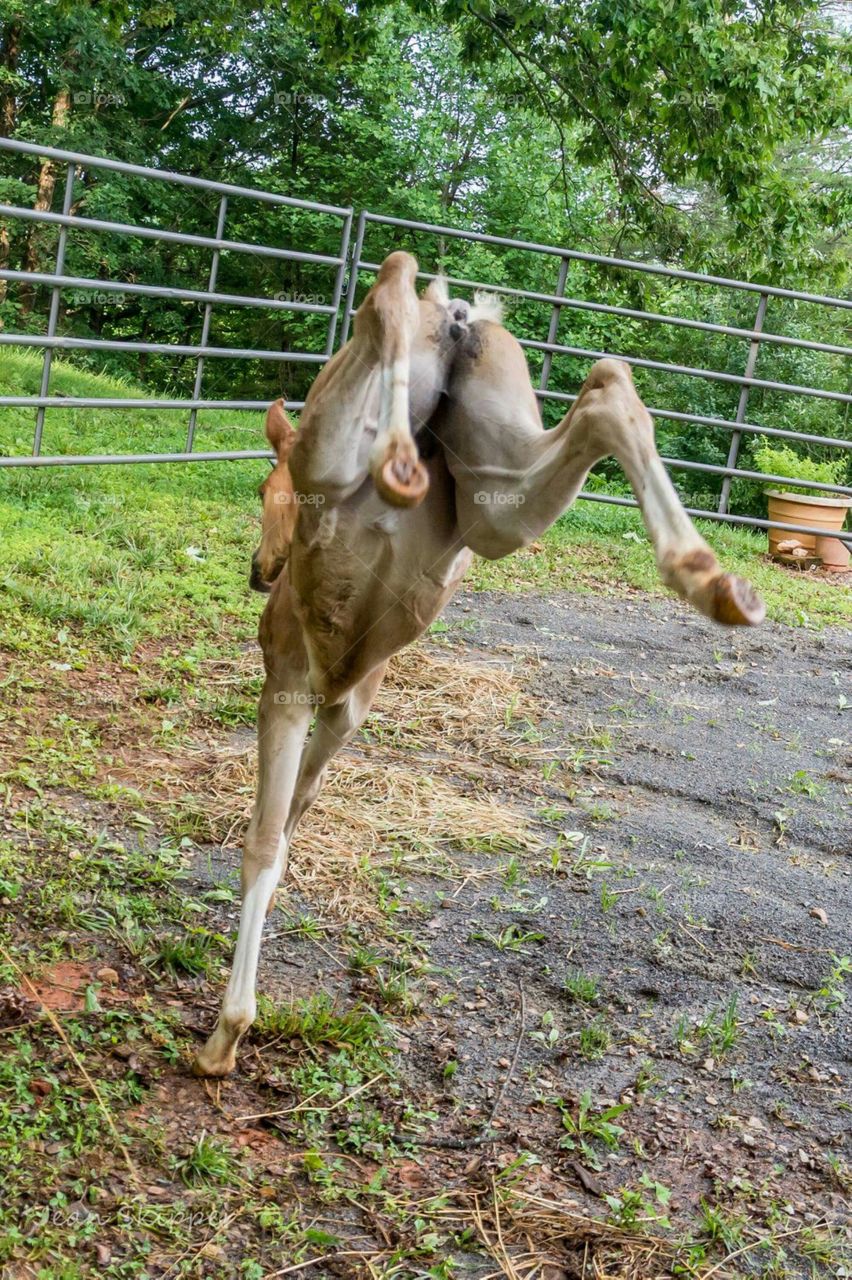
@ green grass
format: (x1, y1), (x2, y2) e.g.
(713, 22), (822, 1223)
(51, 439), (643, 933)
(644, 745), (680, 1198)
(578, 1018), (611, 1060)
(563, 968), (600, 1005)
(171, 1133), (239, 1186)
(556, 1088), (629, 1164)
(253, 990), (389, 1065)
(675, 995), (741, 1059)
(153, 928), (223, 978)
(0, 348), (266, 660)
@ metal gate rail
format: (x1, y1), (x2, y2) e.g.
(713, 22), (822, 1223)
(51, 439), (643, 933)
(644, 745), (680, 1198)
(0, 136), (352, 461)
(0, 137), (849, 545)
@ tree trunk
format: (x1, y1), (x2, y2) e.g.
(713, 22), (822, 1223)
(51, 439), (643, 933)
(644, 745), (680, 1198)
(0, 17), (21, 136)
(0, 18), (23, 302)
(21, 87), (71, 314)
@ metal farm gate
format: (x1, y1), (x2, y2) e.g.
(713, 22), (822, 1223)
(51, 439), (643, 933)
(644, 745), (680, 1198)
(1, 136), (850, 545)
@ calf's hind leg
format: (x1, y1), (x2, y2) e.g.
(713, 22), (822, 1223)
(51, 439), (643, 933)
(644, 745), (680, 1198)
(289, 252), (431, 509)
(283, 663), (389, 846)
(444, 345), (764, 627)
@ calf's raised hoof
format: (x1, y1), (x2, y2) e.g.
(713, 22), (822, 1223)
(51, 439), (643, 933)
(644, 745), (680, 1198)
(709, 572), (766, 626)
(373, 450), (429, 508)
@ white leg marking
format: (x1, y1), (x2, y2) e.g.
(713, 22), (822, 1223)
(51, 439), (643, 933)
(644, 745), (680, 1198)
(220, 858), (283, 1029)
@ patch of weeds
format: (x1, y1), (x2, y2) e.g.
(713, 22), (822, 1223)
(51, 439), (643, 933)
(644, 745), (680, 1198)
(2, 715), (102, 792)
(301, 1149), (347, 1200)
(645, 884), (669, 913)
(538, 804), (570, 822)
(0, 1020), (170, 1220)
(605, 1174), (672, 1229)
(675, 995), (740, 1059)
(771, 806), (795, 845)
(529, 1009), (561, 1049)
(373, 968), (419, 1013)
(599, 881), (618, 912)
(695, 1199), (748, 1252)
(759, 1006), (786, 1039)
(564, 744), (612, 775)
(635, 1060), (662, 1096)
(290, 1053), (399, 1154)
(151, 927), (222, 977)
(800, 1223), (850, 1272)
(825, 1150), (851, 1194)
(254, 991), (389, 1071)
(563, 968), (599, 1005)
(348, 942), (385, 973)
(585, 800), (615, 823)
(567, 837), (613, 879)
(502, 856), (525, 887)
(578, 1018), (611, 1060)
(727, 1066), (753, 1095)
(783, 769), (826, 799)
(811, 954), (850, 1015)
(124, 838), (189, 890)
(171, 1133), (238, 1185)
(469, 922), (545, 953)
(585, 725), (614, 751)
(280, 913), (327, 940)
(556, 1089), (628, 1169)
(489, 889), (547, 915)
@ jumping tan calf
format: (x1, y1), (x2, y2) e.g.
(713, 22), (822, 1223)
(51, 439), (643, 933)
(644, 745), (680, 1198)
(195, 251), (763, 1077)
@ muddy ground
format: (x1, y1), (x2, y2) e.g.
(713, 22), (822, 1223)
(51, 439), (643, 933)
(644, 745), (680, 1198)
(3, 586), (850, 1278)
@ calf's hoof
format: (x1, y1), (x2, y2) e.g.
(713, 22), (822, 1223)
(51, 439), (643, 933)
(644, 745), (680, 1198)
(374, 448), (429, 508)
(191, 1045), (237, 1078)
(709, 573), (766, 627)
(192, 1020), (244, 1077)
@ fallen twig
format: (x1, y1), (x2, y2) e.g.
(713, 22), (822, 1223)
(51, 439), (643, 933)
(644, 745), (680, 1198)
(701, 1223), (822, 1279)
(261, 1250), (370, 1278)
(758, 935), (833, 955)
(233, 1073), (384, 1125)
(393, 1129), (519, 1151)
(487, 974), (526, 1128)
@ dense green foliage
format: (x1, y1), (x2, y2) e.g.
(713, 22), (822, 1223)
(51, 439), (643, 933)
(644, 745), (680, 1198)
(0, 0), (849, 515)
(753, 437), (849, 495)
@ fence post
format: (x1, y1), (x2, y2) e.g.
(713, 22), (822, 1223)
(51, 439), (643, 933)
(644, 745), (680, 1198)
(185, 195), (228, 452)
(32, 160), (76, 456)
(339, 211), (367, 348)
(325, 211), (353, 355)
(718, 291), (769, 514)
(539, 256), (569, 392)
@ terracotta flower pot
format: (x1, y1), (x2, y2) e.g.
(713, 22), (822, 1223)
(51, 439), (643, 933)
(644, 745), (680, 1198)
(766, 490), (852, 571)
(815, 532), (851, 573)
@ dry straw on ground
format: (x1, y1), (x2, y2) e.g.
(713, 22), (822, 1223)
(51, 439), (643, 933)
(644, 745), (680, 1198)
(147, 643), (546, 917)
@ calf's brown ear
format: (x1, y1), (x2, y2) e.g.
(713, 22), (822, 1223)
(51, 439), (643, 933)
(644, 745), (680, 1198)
(265, 399), (297, 461)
